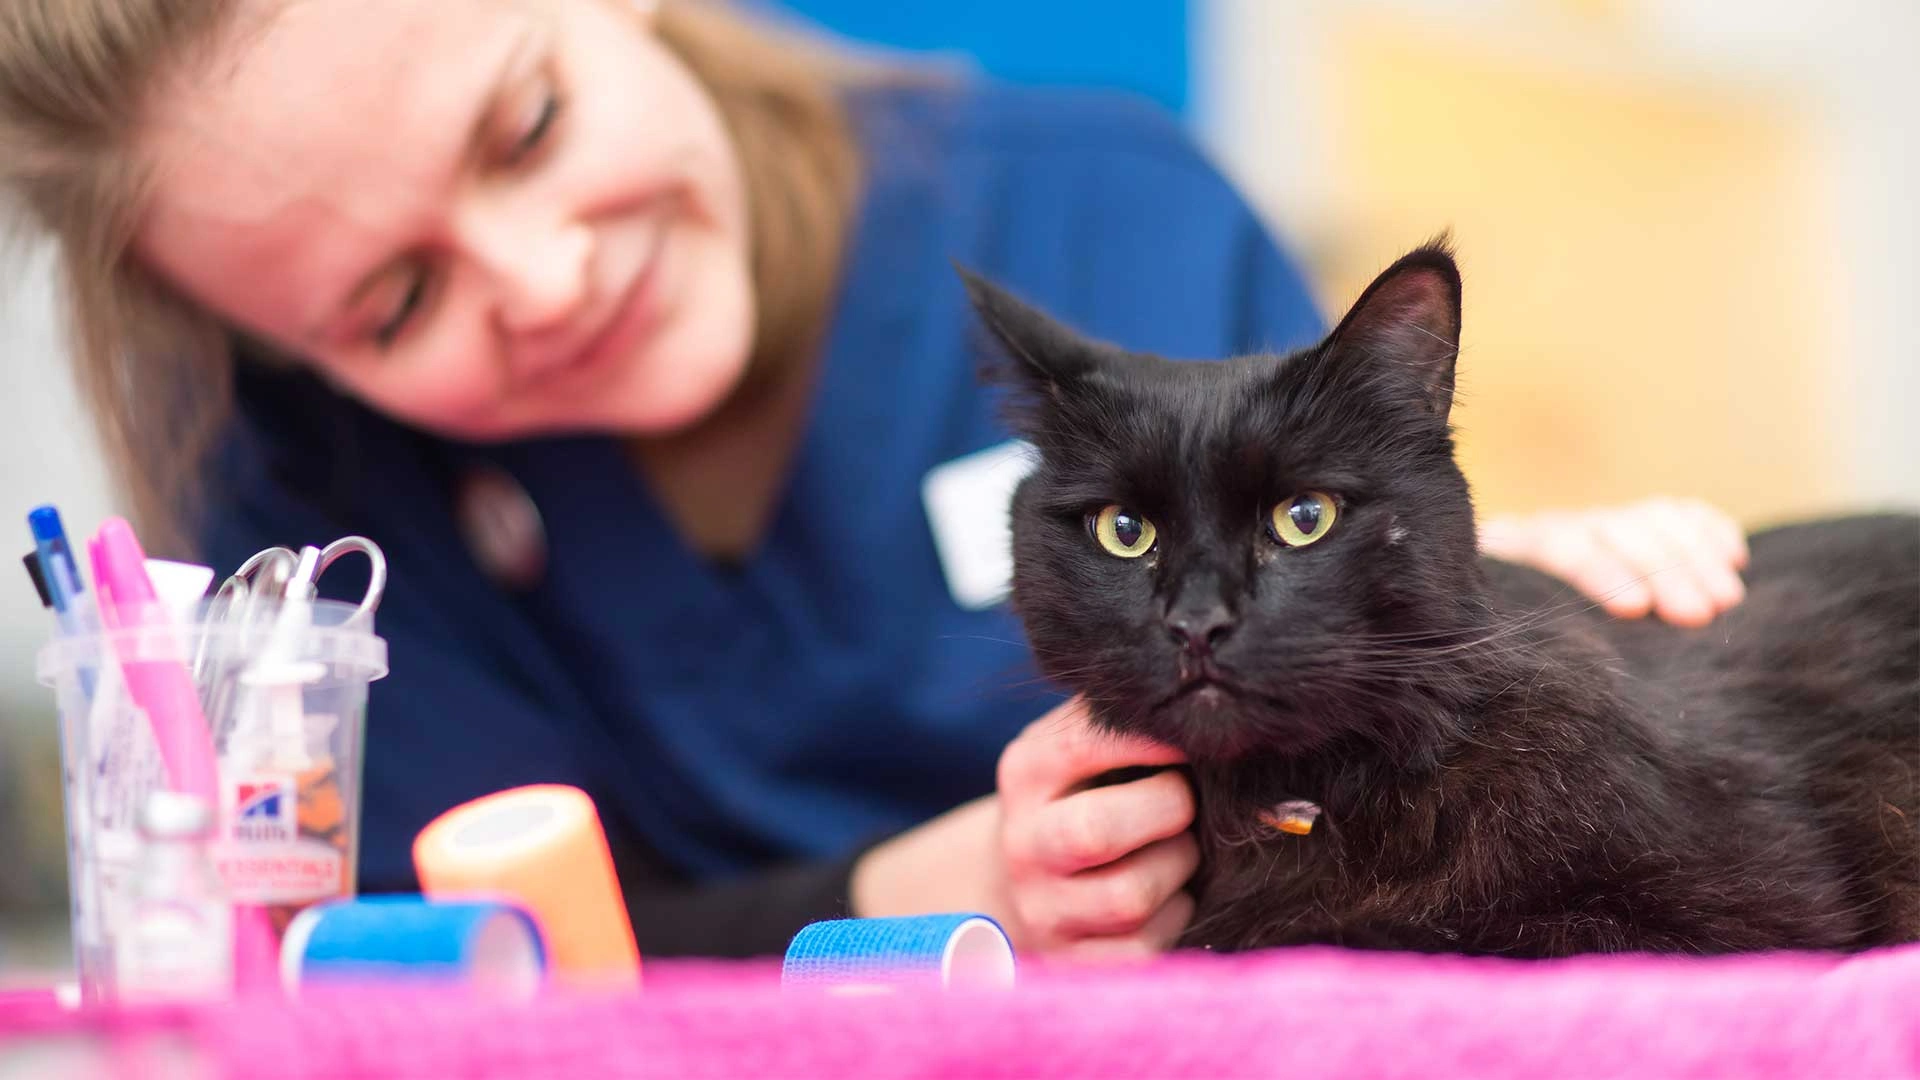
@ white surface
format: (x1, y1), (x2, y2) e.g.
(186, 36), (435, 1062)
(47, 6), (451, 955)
(939, 916), (1016, 990)
(452, 797), (559, 850)
(0, 240), (116, 724)
(920, 440), (1038, 611)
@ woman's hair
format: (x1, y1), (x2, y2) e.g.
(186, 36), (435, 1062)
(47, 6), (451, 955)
(0, 0), (865, 554)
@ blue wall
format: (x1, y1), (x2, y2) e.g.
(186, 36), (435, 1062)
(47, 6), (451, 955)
(770, 0), (1191, 116)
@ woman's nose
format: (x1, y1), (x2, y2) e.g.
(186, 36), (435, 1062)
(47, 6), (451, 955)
(460, 207), (594, 337)
(500, 222), (592, 335)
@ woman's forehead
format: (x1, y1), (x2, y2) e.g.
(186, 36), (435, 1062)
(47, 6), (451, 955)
(134, 0), (539, 340)
(144, 0), (531, 227)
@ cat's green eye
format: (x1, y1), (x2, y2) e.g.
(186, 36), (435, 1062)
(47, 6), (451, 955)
(1271, 492), (1339, 547)
(1091, 505), (1158, 559)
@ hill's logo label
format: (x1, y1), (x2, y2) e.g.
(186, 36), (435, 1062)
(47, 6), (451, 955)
(230, 776), (296, 844)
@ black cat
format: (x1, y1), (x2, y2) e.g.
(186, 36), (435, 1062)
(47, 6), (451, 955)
(963, 243), (1919, 956)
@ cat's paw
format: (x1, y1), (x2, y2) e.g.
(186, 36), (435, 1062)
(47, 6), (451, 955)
(1480, 497), (1749, 627)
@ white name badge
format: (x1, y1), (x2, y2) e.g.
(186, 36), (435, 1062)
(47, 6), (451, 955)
(921, 440), (1039, 610)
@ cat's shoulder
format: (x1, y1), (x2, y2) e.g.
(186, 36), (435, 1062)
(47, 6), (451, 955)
(1746, 512), (1919, 578)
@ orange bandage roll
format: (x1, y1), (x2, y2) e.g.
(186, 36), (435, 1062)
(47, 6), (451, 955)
(412, 784), (640, 989)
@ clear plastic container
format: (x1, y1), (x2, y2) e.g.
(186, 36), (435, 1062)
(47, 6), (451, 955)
(36, 597), (387, 1003)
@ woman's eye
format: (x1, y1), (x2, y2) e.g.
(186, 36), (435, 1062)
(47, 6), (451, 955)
(502, 85), (562, 166)
(1090, 505), (1158, 559)
(373, 270), (428, 348)
(1270, 491), (1339, 547)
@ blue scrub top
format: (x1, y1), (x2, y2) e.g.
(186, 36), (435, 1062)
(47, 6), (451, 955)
(203, 78), (1325, 891)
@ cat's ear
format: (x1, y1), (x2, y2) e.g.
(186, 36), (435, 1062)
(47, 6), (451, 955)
(956, 266), (1107, 428)
(1322, 240), (1462, 421)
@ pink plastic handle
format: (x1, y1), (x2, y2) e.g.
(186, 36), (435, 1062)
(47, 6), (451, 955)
(89, 518), (220, 802)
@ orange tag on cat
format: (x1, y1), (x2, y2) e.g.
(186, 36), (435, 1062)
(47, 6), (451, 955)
(1258, 800), (1322, 836)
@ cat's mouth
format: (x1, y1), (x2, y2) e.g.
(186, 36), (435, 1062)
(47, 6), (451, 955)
(1148, 665), (1316, 761)
(1163, 651), (1245, 705)
(1151, 676), (1265, 761)
(1163, 676), (1243, 711)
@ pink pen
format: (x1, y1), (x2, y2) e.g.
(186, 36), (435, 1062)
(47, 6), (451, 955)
(89, 518), (220, 803)
(91, 519), (283, 997)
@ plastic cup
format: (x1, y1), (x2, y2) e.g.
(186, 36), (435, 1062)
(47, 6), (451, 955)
(36, 597), (387, 1003)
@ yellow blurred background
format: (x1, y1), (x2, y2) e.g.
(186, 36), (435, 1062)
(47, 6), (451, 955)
(1201, 0), (1916, 529)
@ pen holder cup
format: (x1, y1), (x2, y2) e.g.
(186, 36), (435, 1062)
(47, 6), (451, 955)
(36, 597), (388, 1003)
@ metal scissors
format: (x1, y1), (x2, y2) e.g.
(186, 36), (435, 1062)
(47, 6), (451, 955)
(193, 536), (387, 735)
(215, 536), (386, 621)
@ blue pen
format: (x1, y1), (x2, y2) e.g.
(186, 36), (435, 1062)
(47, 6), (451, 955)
(29, 506), (87, 624)
(28, 506), (103, 983)
(28, 506), (97, 698)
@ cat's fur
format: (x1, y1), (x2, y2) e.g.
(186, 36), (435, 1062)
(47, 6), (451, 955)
(964, 244), (1920, 955)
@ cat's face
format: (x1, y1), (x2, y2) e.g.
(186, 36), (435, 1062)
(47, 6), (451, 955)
(970, 246), (1486, 763)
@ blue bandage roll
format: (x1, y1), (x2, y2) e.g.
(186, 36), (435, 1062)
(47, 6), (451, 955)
(281, 895), (546, 999)
(783, 913), (1016, 991)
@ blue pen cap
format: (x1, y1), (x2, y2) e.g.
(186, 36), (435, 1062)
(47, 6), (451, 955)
(27, 505), (65, 545)
(26, 505), (83, 609)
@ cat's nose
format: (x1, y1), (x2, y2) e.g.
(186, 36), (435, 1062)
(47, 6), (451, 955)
(1166, 605), (1236, 655)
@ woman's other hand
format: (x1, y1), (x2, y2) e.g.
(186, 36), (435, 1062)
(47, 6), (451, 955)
(1479, 496), (1750, 627)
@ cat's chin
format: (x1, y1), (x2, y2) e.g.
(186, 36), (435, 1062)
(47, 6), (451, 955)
(1147, 688), (1333, 764)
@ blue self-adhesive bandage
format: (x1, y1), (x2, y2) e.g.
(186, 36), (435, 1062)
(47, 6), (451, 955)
(281, 895), (545, 998)
(782, 913), (1015, 992)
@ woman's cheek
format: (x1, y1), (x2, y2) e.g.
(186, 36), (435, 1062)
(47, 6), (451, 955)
(334, 341), (505, 437)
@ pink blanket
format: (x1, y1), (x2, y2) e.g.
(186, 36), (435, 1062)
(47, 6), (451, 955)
(4, 945), (1916, 1078)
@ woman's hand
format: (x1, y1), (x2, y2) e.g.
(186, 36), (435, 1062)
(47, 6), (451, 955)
(849, 697), (1196, 961)
(995, 698), (1196, 960)
(1479, 497), (1750, 627)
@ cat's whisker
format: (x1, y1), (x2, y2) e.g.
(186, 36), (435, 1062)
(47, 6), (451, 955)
(1276, 637), (1560, 678)
(936, 634), (1039, 650)
(1345, 608), (1602, 659)
(1348, 595), (1599, 648)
